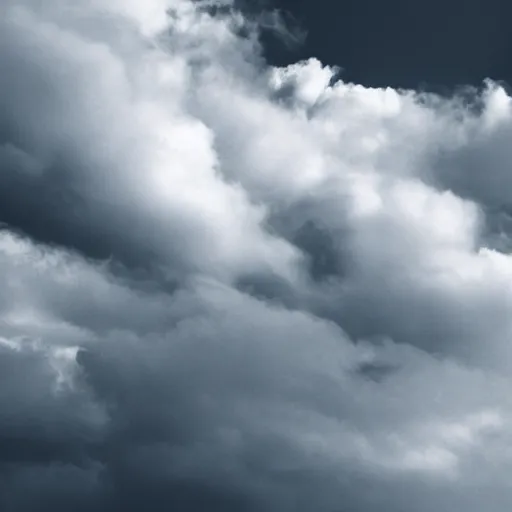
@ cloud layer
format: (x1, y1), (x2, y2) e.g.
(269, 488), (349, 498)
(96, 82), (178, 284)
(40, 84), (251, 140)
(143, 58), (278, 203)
(2, 1), (512, 510)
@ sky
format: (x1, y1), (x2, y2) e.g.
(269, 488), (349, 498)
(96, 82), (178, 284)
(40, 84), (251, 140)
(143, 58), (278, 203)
(2, 1), (512, 511)
(263, 0), (512, 91)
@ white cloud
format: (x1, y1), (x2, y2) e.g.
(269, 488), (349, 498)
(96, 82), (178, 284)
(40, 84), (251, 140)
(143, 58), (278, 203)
(2, 1), (512, 511)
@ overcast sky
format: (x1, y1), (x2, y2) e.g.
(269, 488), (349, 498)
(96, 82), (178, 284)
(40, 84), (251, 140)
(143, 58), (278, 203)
(2, 1), (512, 511)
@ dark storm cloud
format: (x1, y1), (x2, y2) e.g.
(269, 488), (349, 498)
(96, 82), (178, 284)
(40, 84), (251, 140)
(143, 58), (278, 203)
(2, 1), (512, 511)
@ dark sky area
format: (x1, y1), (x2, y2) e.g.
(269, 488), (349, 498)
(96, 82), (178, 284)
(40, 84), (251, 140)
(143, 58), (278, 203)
(261, 0), (511, 91)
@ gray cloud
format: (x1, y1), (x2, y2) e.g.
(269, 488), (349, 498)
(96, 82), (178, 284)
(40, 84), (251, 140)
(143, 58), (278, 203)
(2, 1), (512, 511)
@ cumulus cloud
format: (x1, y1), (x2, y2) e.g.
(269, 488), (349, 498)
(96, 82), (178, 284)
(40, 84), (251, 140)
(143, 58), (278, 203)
(2, 1), (512, 511)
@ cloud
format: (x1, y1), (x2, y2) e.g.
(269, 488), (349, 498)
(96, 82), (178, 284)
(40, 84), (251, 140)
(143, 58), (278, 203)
(2, 1), (512, 511)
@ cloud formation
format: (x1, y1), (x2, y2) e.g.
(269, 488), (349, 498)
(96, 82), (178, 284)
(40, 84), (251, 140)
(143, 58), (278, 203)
(2, 1), (512, 511)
